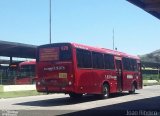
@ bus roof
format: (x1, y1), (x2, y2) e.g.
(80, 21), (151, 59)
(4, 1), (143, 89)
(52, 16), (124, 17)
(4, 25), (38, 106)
(71, 43), (140, 60)
(19, 60), (36, 66)
(38, 42), (140, 60)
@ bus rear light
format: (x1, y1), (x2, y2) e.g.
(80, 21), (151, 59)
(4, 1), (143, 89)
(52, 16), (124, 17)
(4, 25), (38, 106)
(37, 81), (41, 85)
(68, 81), (72, 85)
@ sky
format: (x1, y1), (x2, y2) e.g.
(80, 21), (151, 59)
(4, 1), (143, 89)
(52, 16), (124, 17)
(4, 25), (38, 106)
(0, 0), (160, 56)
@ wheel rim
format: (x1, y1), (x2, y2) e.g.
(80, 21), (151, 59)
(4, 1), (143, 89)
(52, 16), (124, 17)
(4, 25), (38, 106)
(132, 85), (135, 92)
(103, 85), (108, 97)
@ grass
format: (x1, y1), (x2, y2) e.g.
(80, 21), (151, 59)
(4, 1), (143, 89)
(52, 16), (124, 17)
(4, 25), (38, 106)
(142, 74), (159, 81)
(143, 82), (160, 86)
(143, 81), (160, 86)
(142, 74), (160, 86)
(0, 90), (44, 99)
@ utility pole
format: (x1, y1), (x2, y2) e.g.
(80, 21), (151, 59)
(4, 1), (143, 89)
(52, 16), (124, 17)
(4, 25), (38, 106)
(49, 0), (52, 44)
(113, 28), (114, 50)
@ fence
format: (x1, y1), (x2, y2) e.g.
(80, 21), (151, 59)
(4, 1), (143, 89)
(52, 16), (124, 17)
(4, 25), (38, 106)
(0, 68), (35, 85)
(142, 69), (160, 82)
(0, 69), (17, 85)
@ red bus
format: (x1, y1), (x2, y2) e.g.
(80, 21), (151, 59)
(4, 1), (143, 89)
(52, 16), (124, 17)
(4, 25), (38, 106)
(35, 43), (142, 98)
(16, 60), (36, 84)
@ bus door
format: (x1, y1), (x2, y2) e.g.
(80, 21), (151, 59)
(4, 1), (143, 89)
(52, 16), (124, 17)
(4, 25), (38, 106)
(115, 60), (123, 92)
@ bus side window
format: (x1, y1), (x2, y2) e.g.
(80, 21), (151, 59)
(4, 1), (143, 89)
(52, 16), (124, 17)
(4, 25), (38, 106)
(104, 54), (115, 70)
(122, 58), (130, 71)
(92, 52), (104, 69)
(76, 49), (92, 68)
(130, 59), (138, 71)
(122, 58), (138, 71)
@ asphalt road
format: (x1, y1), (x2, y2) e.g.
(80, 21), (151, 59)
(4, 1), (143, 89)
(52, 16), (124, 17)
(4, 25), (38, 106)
(0, 85), (160, 116)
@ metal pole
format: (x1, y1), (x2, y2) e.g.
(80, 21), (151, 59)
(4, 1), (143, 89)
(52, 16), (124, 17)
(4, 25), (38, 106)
(113, 28), (114, 50)
(49, 0), (52, 44)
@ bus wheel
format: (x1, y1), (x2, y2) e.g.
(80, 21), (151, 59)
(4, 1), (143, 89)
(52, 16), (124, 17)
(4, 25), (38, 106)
(102, 84), (110, 98)
(96, 84), (110, 99)
(69, 93), (83, 99)
(129, 84), (135, 94)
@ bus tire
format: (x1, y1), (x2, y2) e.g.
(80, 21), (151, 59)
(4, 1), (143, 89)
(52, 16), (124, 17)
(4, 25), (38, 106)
(129, 84), (136, 94)
(69, 93), (83, 99)
(96, 84), (110, 99)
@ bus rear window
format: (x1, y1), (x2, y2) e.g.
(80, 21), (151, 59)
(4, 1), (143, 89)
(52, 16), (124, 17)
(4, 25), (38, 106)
(39, 46), (71, 61)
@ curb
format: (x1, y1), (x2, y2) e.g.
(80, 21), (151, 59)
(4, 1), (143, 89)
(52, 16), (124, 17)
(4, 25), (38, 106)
(0, 85), (36, 92)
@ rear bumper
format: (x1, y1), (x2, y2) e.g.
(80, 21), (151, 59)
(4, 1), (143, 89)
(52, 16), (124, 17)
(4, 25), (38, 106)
(36, 85), (74, 94)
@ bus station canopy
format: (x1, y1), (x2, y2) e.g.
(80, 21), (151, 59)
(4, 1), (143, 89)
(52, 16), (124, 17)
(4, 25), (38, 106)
(0, 40), (37, 59)
(127, 0), (160, 20)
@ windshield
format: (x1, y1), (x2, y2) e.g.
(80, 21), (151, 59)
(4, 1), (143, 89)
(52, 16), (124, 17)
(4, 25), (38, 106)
(19, 65), (35, 78)
(39, 45), (72, 62)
